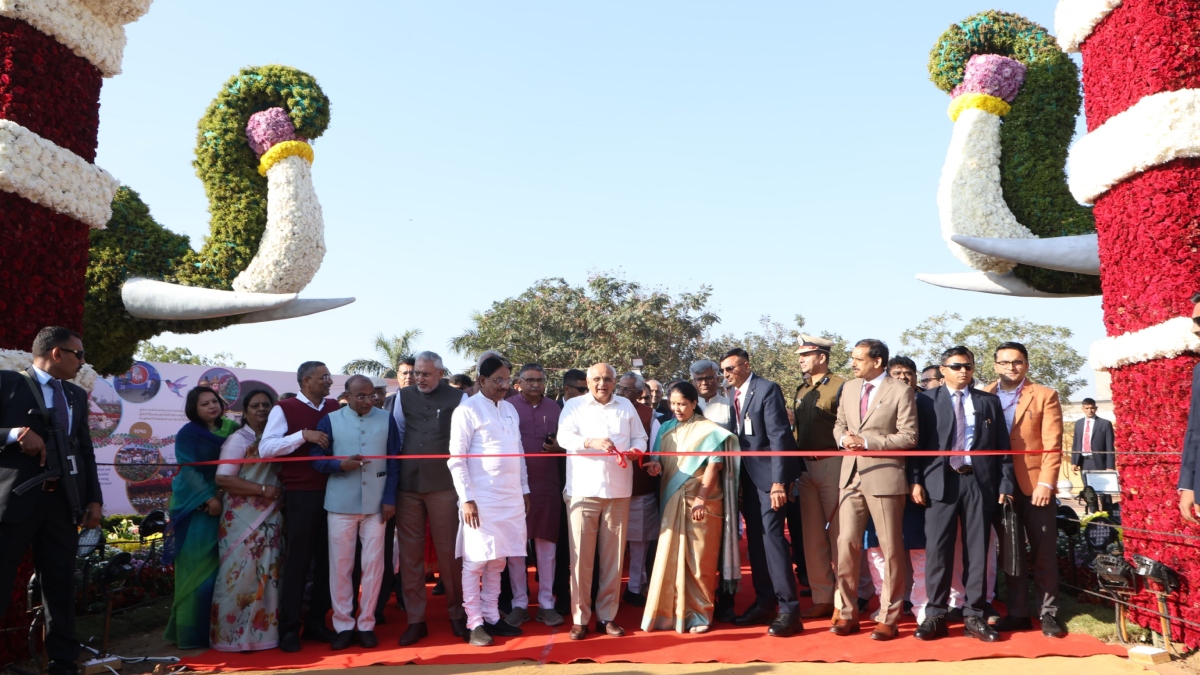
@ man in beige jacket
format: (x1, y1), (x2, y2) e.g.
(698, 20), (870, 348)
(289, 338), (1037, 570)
(831, 339), (917, 641)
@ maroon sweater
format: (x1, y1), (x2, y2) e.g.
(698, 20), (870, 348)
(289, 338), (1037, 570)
(277, 396), (339, 491)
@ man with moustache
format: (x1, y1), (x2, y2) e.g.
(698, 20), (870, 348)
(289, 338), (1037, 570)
(260, 361), (340, 651)
(911, 346), (1014, 643)
(830, 339), (917, 641)
(690, 360), (733, 431)
(984, 342), (1066, 638)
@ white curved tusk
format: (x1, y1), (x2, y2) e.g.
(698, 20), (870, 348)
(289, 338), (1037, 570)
(915, 271), (1096, 297)
(237, 297), (356, 324)
(122, 277), (298, 320)
(232, 153), (325, 295)
(950, 234), (1100, 275)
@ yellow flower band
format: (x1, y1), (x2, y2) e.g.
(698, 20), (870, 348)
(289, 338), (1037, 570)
(257, 140), (314, 176)
(948, 93), (1012, 122)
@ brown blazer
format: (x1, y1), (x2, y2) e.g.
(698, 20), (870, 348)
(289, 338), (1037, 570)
(833, 375), (917, 496)
(982, 380), (1063, 496)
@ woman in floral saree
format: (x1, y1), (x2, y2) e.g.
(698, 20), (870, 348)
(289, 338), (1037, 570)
(640, 382), (740, 634)
(163, 386), (238, 649)
(211, 389), (284, 651)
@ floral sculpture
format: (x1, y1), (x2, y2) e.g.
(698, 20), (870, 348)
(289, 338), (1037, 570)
(925, 3), (1199, 646)
(0, 0), (352, 378)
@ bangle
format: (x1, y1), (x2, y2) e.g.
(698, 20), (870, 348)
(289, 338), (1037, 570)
(260, 484), (266, 495)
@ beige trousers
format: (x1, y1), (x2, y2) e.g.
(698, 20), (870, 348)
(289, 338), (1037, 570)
(834, 471), (907, 625)
(798, 456), (842, 606)
(397, 489), (465, 622)
(566, 495), (629, 626)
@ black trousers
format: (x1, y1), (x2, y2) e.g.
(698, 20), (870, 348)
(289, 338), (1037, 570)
(376, 518), (402, 611)
(783, 496), (807, 585)
(925, 472), (990, 618)
(741, 466), (799, 614)
(0, 489), (79, 675)
(280, 490), (332, 634)
(1000, 491), (1059, 618)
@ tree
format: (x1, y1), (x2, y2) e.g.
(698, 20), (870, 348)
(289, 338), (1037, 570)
(450, 275), (719, 382)
(899, 312), (1086, 399)
(134, 342), (246, 368)
(706, 315), (851, 396)
(341, 330), (423, 378)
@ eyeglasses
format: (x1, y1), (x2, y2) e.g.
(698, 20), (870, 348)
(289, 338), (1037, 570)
(59, 348), (85, 361)
(589, 377), (615, 384)
(307, 374), (333, 382)
(721, 362), (745, 373)
(351, 393), (374, 401)
(942, 362), (974, 371)
(486, 377), (510, 387)
(693, 375), (717, 384)
(995, 360), (1027, 367)
(919, 378), (939, 385)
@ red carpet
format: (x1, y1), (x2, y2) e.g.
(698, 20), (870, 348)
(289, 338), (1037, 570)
(181, 571), (1125, 670)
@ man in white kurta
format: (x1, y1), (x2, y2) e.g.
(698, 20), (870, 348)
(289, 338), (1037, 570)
(447, 357), (530, 647)
(557, 363), (649, 640)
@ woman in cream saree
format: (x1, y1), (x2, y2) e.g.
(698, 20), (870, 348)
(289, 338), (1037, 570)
(641, 382), (740, 634)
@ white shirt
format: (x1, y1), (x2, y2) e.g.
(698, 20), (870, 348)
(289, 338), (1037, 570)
(944, 384), (976, 467)
(6, 366), (73, 444)
(557, 393), (649, 499)
(698, 394), (732, 428)
(259, 392), (327, 458)
(996, 378), (1024, 431)
(446, 393), (529, 503)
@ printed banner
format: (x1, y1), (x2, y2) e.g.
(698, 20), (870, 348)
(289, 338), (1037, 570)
(88, 361), (358, 516)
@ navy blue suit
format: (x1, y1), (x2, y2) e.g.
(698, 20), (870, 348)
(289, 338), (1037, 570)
(1179, 363), (1200, 494)
(734, 374), (800, 615)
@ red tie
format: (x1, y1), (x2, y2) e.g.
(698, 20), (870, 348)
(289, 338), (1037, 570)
(1084, 419), (1093, 455)
(859, 382), (874, 420)
(732, 388), (741, 422)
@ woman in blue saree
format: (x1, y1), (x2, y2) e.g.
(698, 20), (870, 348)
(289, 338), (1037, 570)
(640, 382), (740, 634)
(163, 386), (238, 649)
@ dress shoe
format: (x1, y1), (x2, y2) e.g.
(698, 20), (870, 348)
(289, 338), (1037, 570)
(768, 613), (801, 637)
(964, 616), (1000, 642)
(398, 622), (428, 646)
(279, 632), (301, 653)
(1040, 614), (1066, 638)
(432, 579), (446, 596)
(903, 600), (914, 616)
(870, 623), (898, 641)
(800, 603), (834, 619)
(994, 615), (1033, 632)
(714, 606), (737, 624)
(469, 625), (493, 647)
(330, 630), (356, 651)
(622, 589), (647, 607)
(536, 608), (565, 626)
(829, 618), (860, 636)
(597, 620), (625, 637)
(734, 603), (776, 626)
(358, 630), (378, 649)
(945, 607), (964, 623)
(450, 617), (469, 639)
(568, 624), (588, 640)
(303, 624), (337, 643)
(914, 616), (948, 641)
(484, 620), (523, 637)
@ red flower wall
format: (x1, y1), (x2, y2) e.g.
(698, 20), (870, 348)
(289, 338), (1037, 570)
(1086, 0), (1200, 647)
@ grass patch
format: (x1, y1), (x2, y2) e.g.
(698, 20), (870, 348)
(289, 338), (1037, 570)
(76, 597), (173, 649)
(1057, 591), (1151, 643)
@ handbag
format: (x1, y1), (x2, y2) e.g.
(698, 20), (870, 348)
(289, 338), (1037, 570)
(999, 497), (1022, 577)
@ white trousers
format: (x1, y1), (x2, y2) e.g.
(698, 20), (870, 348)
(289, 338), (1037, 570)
(509, 538), (556, 609)
(627, 540), (651, 594)
(463, 558), (506, 630)
(951, 528), (998, 605)
(328, 512), (385, 633)
(867, 548), (929, 622)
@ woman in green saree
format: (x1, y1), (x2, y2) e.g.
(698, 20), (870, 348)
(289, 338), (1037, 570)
(640, 382), (740, 634)
(163, 386), (238, 649)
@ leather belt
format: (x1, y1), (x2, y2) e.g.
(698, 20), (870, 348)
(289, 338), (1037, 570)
(955, 465), (973, 475)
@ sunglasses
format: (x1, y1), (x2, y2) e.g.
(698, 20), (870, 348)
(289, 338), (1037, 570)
(943, 363), (974, 371)
(565, 384), (588, 393)
(1193, 316), (1200, 327)
(59, 348), (85, 361)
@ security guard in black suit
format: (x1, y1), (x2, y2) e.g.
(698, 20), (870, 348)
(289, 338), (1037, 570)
(0, 327), (103, 675)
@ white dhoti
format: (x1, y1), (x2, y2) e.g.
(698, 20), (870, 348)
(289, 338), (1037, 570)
(328, 512), (385, 632)
(463, 559), (506, 629)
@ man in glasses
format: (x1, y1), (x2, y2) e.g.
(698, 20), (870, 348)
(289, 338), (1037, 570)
(260, 361), (340, 651)
(919, 366), (943, 391)
(719, 348), (802, 637)
(911, 346), (1014, 643)
(983, 342), (1066, 638)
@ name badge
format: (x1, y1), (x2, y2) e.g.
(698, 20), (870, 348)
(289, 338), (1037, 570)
(68, 456), (78, 476)
(743, 416), (754, 436)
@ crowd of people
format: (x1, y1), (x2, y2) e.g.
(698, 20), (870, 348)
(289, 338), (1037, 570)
(150, 333), (1088, 653)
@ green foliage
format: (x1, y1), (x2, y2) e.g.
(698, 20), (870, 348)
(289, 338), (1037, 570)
(341, 330), (423, 377)
(929, 12), (1099, 296)
(450, 274), (719, 382)
(900, 312), (1087, 399)
(706, 315), (850, 394)
(134, 342), (246, 368)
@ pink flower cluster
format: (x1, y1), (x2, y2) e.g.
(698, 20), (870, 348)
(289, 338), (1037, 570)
(950, 54), (1026, 102)
(245, 107), (298, 157)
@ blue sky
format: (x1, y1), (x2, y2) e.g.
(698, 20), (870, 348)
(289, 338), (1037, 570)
(97, 1), (1103, 397)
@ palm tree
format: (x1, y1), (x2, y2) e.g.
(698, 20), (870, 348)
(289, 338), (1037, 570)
(341, 330), (422, 378)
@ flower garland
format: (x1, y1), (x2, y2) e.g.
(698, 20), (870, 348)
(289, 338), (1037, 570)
(1054, 0), (1124, 52)
(0, 119), (119, 228)
(1088, 316), (1200, 371)
(233, 154), (325, 294)
(0, 0), (145, 77)
(0, 348), (98, 390)
(928, 12), (1099, 296)
(1068, 89), (1200, 204)
(946, 93), (1010, 122)
(256, 140), (312, 177)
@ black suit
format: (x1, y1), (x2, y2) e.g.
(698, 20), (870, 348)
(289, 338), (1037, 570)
(0, 368), (102, 675)
(1070, 416), (1114, 471)
(1180, 364), (1200, 494)
(911, 386), (1014, 619)
(733, 374), (800, 615)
